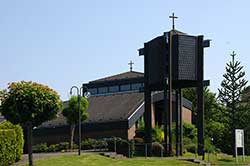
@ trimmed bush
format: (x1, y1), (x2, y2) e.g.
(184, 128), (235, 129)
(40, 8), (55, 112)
(57, 142), (69, 151)
(0, 129), (17, 166)
(0, 122), (24, 161)
(33, 142), (71, 153)
(33, 143), (48, 153)
(81, 138), (108, 150)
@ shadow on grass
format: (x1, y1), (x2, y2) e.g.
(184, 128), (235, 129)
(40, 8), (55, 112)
(217, 158), (234, 162)
(218, 159), (233, 163)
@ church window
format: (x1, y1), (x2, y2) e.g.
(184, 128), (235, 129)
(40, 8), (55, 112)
(88, 88), (97, 95)
(131, 83), (142, 90)
(98, 87), (108, 94)
(120, 84), (131, 91)
(109, 85), (119, 93)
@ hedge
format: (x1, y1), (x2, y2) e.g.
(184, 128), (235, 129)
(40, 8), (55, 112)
(0, 129), (17, 166)
(0, 122), (24, 161)
(33, 142), (76, 153)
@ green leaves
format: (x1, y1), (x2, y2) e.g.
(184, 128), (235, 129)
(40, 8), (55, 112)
(0, 81), (62, 127)
(62, 95), (88, 125)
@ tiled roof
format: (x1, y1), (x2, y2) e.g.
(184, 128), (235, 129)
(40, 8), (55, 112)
(90, 71), (144, 83)
(39, 92), (144, 128)
(87, 92), (144, 122)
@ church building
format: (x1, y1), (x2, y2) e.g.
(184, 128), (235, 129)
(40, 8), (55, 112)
(33, 69), (192, 145)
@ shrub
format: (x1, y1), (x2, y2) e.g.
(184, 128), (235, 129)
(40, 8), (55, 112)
(152, 126), (164, 142)
(183, 137), (197, 153)
(107, 137), (133, 157)
(47, 144), (55, 152)
(183, 123), (197, 140)
(152, 142), (164, 156)
(33, 143), (48, 153)
(185, 143), (197, 153)
(33, 142), (70, 153)
(81, 138), (97, 150)
(204, 137), (216, 153)
(0, 129), (17, 166)
(0, 122), (24, 161)
(81, 138), (108, 150)
(73, 143), (78, 149)
(134, 143), (145, 156)
(135, 128), (145, 139)
(134, 137), (144, 144)
(57, 142), (69, 151)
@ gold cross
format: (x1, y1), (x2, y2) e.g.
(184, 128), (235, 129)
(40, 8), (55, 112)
(169, 12), (178, 30)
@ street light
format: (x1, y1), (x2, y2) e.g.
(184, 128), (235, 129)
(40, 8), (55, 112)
(70, 85), (89, 156)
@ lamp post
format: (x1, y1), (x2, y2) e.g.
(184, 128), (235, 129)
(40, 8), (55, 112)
(70, 86), (89, 156)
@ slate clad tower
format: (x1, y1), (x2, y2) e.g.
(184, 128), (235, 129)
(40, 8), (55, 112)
(139, 27), (210, 157)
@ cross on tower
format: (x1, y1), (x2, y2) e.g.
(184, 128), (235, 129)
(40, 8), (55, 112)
(169, 12), (178, 30)
(128, 60), (134, 72)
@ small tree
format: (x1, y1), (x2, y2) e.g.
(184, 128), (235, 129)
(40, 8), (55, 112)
(62, 96), (88, 150)
(0, 81), (62, 166)
(218, 51), (248, 154)
(182, 87), (228, 152)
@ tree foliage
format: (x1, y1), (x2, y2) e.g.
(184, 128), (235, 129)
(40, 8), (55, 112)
(62, 95), (88, 149)
(217, 51), (248, 154)
(241, 85), (250, 108)
(182, 87), (227, 152)
(182, 87), (226, 125)
(0, 81), (62, 127)
(62, 96), (88, 125)
(0, 81), (62, 166)
(218, 51), (248, 115)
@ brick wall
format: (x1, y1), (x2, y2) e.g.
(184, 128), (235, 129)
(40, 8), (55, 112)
(182, 107), (192, 123)
(127, 124), (136, 140)
(33, 125), (129, 145)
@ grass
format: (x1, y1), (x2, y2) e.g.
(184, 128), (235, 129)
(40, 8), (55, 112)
(21, 154), (197, 166)
(184, 152), (250, 165)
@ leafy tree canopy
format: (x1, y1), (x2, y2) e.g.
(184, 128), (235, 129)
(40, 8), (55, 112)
(0, 81), (62, 127)
(182, 87), (227, 125)
(62, 95), (88, 125)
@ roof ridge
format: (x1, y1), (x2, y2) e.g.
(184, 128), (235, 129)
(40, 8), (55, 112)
(90, 71), (144, 83)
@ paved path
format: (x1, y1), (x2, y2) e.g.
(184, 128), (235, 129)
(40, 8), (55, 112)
(12, 151), (94, 166)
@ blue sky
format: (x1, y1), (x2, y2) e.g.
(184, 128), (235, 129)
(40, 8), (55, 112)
(0, 0), (249, 100)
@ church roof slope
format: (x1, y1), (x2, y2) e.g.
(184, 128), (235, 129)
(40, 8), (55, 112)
(87, 92), (144, 123)
(90, 71), (144, 83)
(39, 92), (144, 128)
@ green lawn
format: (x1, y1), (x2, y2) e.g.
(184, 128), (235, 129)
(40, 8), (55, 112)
(22, 154), (197, 166)
(184, 152), (250, 165)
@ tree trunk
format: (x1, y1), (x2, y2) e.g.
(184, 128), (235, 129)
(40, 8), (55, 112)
(69, 124), (75, 150)
(27, 122), (33, 166)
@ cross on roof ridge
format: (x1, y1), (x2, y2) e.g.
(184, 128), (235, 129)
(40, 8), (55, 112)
(128, 60), (134, 72)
